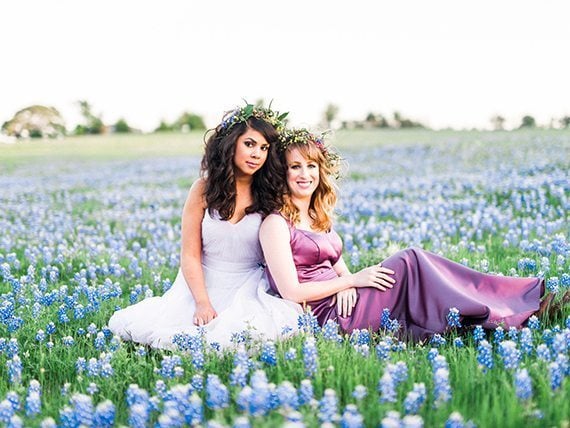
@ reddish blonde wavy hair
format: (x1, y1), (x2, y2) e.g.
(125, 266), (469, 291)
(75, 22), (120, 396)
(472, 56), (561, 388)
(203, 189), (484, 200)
(280, 141), (339, 232)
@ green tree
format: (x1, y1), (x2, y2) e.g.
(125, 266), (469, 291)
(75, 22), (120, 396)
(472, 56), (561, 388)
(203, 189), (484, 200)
(154, 120), (173, 132)
(113, 118), (131, 133)
(559, 116), (570, 128)
(174, 112), (206, 131)
(75, 100), (105, 134)
(490, 114), (505, 131)
(519, 115), (536, 128)
(323, 103), (339, 129)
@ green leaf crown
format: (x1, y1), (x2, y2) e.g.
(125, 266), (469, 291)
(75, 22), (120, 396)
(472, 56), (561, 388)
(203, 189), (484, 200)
(220, 102), (288, 134)
(278, 127), (342, 173)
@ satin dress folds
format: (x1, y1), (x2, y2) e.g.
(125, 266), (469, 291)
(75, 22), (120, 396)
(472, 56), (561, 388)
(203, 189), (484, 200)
(266, 221), (542, 341)
(109, 211), (302, 349)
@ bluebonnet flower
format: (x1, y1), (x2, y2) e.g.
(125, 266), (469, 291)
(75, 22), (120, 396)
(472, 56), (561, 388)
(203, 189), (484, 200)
(493, 326), (505, 344)
(87, 382), (98, 395)
(549, 362), (563, 390)
(498, 340), (521, 370)
(376, 340), (391, 361)
(472, 325), (485, 342)
(381, 410), (403, 428)
(7, 355), (22, 384)
(25, 391), (41, 416)
(322, 319), (342, 343)
(35, 330), (46, 342)
(186, 393), (204, 426)
(353, 343), (370, 357)
(477, 340), (494, 372)
(445, 412), (466, 428)
(285, 348), (297, 361)
(87, 323), (98, 335)
(519, 328), (533, 355)
(430, 334), (446, 347)
(527, 315), (540, 330)
(260, 341), (277, 366)
(62, 336), (75, 347)
(0, 400), (15, 424)
(403, 383), (426, 414)
(318, 389), (338, 423)
(303, 337), (318, 377)
(39, 417), (56, 428)
(552, 333), (567, 354)
(555, 354), (569, 376)
(158, 355), (183, 379)
(71, 393), (94, 427)
(94, 332), (106, 350)
(402, 415), (424, 428)
(192, 374), (204, 392)
(86, 358), (99, 377)
(349, 329), (371, 345)
(536, 344), (552, 362)
(433, 368), (452, 407)
(427, 348), (439, 362)
(380, 308), (391, 329)
(378, 372), (396, 403)
(352, 385), (367, 401)
(542, 329), (554, 346)
(546, 278), (559, 293)
(7, 414), (23, 428)
(431, 355), (449, 374)
(453, 337), (464, 348)
(205, 375), (229, 410)
(388, 361), (409, 385)
(276, 381), (299, 410)
(298, 310), (320, 335)
(446, 307), (461, 328)
(340, 404), (364, 428)
(298, 379), (314, 406)
(514, 368), (533, 401)
(507, 326), (519, 341)
(128, 402), (150, 428)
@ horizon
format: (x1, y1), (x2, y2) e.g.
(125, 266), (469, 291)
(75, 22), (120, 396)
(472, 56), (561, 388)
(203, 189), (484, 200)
(1, 0), (570, 132)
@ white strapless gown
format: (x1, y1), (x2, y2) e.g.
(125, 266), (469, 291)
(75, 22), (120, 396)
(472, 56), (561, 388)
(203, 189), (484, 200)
(108, 211), (302, 349)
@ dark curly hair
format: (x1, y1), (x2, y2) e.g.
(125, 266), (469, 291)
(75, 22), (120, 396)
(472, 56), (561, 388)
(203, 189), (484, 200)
(200, 117), (285, 220)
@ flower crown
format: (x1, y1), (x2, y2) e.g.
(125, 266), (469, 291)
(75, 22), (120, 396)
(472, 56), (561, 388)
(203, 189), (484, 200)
(219, 102), (288, 134)
(278, 127), (342, 173)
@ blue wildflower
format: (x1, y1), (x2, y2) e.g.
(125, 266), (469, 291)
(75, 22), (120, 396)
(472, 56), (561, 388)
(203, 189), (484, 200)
(514, 368), (533, 401)
(205, 375), (229, 410)
(318, 389), (338, 423)
(303, 337), (318, 377)
(260, 341), (277, 366)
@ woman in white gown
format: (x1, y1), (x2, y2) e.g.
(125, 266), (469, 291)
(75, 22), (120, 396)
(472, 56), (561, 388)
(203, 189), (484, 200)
(108, 104), (302, 349)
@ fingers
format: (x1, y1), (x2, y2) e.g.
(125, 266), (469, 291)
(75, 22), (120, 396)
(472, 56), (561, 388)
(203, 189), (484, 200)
(193, 311), (218, 326)
(379, 266), (395, 275)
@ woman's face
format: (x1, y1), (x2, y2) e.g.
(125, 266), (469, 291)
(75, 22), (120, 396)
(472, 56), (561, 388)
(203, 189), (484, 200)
(233, 128), (270, 177)
(285, 147), (320, 201)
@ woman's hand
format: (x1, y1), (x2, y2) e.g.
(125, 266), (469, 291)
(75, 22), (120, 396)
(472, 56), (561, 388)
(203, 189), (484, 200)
(193, 302), (218, 326)
(352, 263), (395, 291)
(330, 288), (358, 317)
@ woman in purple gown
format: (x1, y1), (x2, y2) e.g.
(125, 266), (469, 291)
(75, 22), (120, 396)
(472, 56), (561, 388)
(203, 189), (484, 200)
(260, 128), (547, 341)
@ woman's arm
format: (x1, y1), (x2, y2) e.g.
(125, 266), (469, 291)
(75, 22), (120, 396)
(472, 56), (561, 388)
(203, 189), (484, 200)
(260, 214), (395, 304)
(180, 178), (217, 325)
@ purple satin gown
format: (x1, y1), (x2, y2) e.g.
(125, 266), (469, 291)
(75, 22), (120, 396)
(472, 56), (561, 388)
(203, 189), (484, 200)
(266, 222), (542, 341)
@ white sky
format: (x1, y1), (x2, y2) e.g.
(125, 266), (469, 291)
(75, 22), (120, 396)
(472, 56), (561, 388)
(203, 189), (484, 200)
(1, 0), (569, 131)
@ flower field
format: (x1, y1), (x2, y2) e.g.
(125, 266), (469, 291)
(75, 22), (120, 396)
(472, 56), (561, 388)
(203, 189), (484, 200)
(0, 130), (569, 427)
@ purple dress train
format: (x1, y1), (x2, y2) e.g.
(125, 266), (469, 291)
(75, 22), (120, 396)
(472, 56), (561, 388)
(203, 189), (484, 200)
(266, 222), (542, 341)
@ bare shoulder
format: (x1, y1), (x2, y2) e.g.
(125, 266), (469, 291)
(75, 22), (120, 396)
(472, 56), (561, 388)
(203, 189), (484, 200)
(185, 177), (207, 209)
(261, 213), (288, 230)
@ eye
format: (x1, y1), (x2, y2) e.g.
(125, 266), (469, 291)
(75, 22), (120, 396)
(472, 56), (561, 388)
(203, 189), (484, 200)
(244, 140), (254, 147)
(290, 165), (301, 170)
(308, 163), (317, 169)
(261, 145), (269, 151)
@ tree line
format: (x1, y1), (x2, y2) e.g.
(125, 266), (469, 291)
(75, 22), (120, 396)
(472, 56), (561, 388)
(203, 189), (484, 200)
(2, 101), (570, 139)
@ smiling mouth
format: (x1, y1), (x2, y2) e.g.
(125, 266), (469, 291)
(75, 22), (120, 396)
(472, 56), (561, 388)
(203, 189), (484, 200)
(296, 181), (312, 188)
(246, 162), (259, 168)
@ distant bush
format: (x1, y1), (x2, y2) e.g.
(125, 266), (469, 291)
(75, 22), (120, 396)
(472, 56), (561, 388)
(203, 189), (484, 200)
(114, 118), (131, 133)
